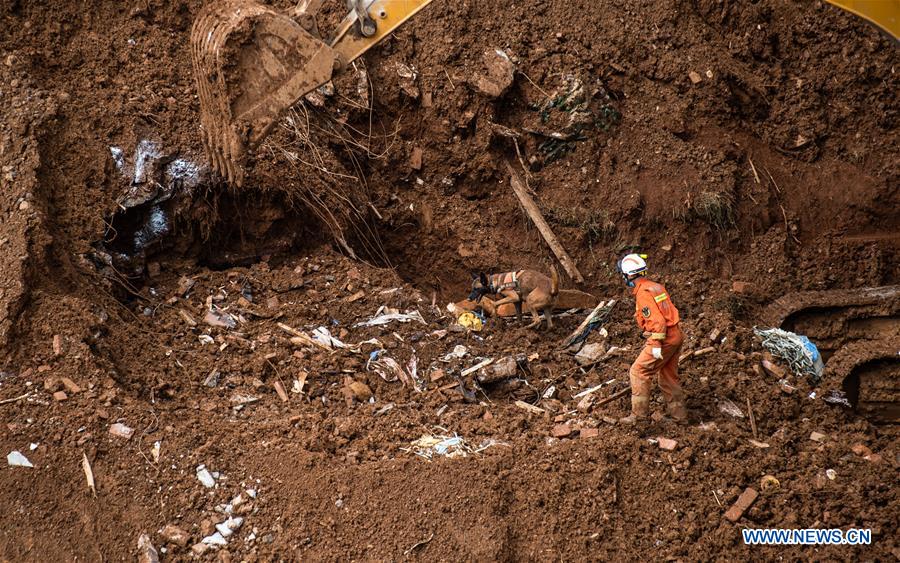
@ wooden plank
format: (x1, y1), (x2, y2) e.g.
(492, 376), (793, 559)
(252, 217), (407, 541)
(561, 300), (607, 349)
(506, 160), (584, 283)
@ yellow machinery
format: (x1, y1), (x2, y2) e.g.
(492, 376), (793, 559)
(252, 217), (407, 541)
(826, 0), (900, 41)
(191, 0), (434, 185)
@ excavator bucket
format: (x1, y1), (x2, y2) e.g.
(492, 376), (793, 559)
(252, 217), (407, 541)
(191, 0), (335, 185)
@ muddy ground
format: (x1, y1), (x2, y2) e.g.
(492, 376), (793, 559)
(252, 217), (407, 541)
(1, 0), (898, 560)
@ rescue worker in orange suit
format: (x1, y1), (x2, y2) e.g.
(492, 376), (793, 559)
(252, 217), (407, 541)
(617, 253), (687, 423)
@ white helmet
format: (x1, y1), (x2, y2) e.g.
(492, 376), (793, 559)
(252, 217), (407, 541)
(618, 253), (647, 286)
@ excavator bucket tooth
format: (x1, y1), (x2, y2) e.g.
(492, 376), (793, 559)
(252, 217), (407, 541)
(190, 0), (335, 185)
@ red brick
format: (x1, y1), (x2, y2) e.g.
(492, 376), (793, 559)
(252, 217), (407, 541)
(551, 424), (572, 438)
(724, 487), (759, 522)
(52, 391), (67, 402)
(658, 437), (678, 451)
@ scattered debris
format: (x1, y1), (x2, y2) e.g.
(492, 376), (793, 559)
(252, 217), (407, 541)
(60, 377), (81, 394)
(574, 379), (616, 399)
(82, 452), (96, 495)
(0, 392), (31, 406)
(514, 400), (545, 415)
(353, 308), (427, 328)
(215, 516), (244, 538)
(851, 443), (873, 457)
(760, 358), (786, 378)
(810, 431), (827, 443)
(273, 381), (289, 403)
(825, 468), (837, 480)
(52, 391), (68, 402)
(442, 345), (468, 361)
(109, 423), (135, 440)
(754, 327), (824, 383)
(456, 311), (484, 331)
(823, 389), (851, 407)
(561, 300), (616, 350)
(657, 437), (678, 451)
(137, 533), (159, 563)
(477, 356), (519, 384)
(724, 487), (759, 522)
(471, 48), (515, 98)
(688, 71), (702, 84)
(551, 424), (573, 438)
(7, 450), (33, 468)
(196, 464), (216, 488)
(203, 307), (237, 329)
(406, 434), (470, 460)
(718, 399), (745, 418)
(160, 525), (190, 547)
(344, 379), (373, 402)
(461, 357), (494, 377)
(575, 342), (607, 365)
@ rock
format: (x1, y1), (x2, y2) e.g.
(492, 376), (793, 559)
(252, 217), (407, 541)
(724, 487), (758, 522)
(7, 450), (33, 467)
(202, 532), (227, 546)
(346, 380), (372, 402)
(109, 423), (134, 439)
(731, 281), (754, 294)
(409, 147), (423, 170)
(146, 262), (161, 278)
(551, 424), (572, 438)
(851, 443), (872, 457)
(52, 391), (68, 402)
(52, 334), (62, 355)
(657, 437), (678, 451)
(575, 342), (606, 366)
(579, 427), (599, 439)
(472, 49), (515, 98)
(191, 543), (210, 556)
(864, 453), (883, 464)
(430, 369), (446, 382)
(215, 517), (243, 538)
(199, 519), (215, 536)
(809, 431), (827, 443)
(760, 359), (786, 378)
(60, 377), (81, 394)
(43, 377), (62, 392)
(160, 525), (190, 547)
(825, 468), (837, 480)
(576, 394), (593, 413)
(137, 533), (159, 563)
(708, 328), (722, 343)
(196, 465), (216, 488)
(688, 71), (702, 84)
(204, 309), (236, 329)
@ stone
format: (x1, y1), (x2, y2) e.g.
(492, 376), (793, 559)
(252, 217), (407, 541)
(851, 444), (872, 457)
(191, 543), (210, 556)
(409, 147), (423, 171)
(137, 533), (159, 563)
(52, 391), (68, 402)
(688, 71), (702, 84)
(731, 281), (754, 294)
(551, 424), (572, 438)
(109, 423), (135, 439)
(760, 358), (786, 378)
(60, 377), (81, 394)
(346, 380), (372, 402)
(724, 487), (758, 522)
(575, 342), (606, 366)
(809, 431), (826, 443)
(579, 427), (599, 439)
(472, 49), (515, 98)
(657, 437), (678, 451)
(576, 395), (593, 413)
(43, 377), (62, 392)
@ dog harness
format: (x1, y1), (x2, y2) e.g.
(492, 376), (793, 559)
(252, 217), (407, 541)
(490, 271), (523, 294)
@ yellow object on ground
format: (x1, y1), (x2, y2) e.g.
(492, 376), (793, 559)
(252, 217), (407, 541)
(827, 0), (900, 40)
(457, 312), (483, 331)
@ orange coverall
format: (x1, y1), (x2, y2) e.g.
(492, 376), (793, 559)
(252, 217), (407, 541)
(629, 277), (685, 418)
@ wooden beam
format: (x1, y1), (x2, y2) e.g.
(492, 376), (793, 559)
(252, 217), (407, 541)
(506, 160), (584, 283)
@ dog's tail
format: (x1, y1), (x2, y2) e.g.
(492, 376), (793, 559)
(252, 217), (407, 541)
(550, 265), (559, 296)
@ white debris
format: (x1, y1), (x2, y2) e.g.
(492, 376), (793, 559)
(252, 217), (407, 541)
(109, 423), (135, 439)
(109, 146), (125, 171)
(718, 399), (745, 418)
(201, 532), (228, 546)
(826, 469), (837, 480)
(353, 307), (426, 328)
(29, 443), (38, 451)
(150, 441), (161, 462)
(311, 326), (347, 349)
(196, 464), (216, 488)
(215, 517), (243, 538)
(7, 450), (33, 468)
(246, 488), (257, 498)
(442, 345), (468, 361)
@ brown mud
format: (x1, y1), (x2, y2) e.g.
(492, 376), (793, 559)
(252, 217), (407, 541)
(1, 0), (898, 560)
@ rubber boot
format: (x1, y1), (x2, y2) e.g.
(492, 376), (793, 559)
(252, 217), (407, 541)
(620, 395), (650, 425)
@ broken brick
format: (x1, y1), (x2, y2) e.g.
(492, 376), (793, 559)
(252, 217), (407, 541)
(52, 390), (68, 402)
(59, 377), (81, 394)
(579, 427), (599, 439)
(551, 424), (572, 438)
(410, 147), (423, 171)
(810, 431), (827, 443)
(657, 437), (678, 451)
(724, 487), (759, 522)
